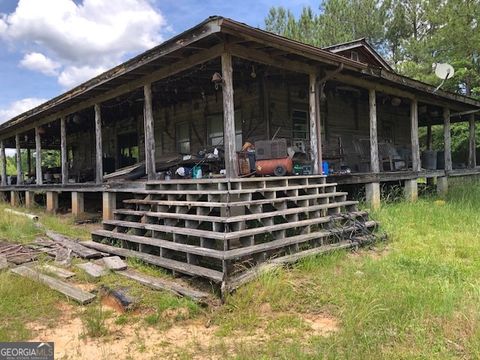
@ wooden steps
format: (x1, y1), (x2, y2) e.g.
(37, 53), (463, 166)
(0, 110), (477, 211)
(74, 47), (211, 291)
(92, 175), (377, 290)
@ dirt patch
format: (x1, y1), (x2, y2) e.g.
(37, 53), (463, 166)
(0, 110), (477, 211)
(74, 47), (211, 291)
(302, 313), (339, 336)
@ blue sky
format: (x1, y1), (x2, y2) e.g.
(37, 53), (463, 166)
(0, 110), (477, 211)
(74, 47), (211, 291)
(0, 0), (318, 123)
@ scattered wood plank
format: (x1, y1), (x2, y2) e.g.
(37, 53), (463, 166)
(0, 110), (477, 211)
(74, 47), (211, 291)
(11, 266), (95, 304)
(76, 262), (107, 278)
(39, 264), (75, 279)
(0, 255), (7, 270)
(4, 208), (39, 221)
(45, 231), (102, 259)
(100, 286), (137, 313)
(117, 268), (214, 304)
(102, 256), (127, 271)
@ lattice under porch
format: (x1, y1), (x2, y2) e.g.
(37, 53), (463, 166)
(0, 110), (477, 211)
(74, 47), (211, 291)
(88, 175), (376, 293)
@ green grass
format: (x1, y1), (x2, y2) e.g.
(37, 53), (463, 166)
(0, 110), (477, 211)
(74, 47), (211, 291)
(200, 178), (480, 359)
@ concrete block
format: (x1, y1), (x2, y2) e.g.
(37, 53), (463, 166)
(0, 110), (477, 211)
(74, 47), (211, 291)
(71, 192), (84, 217)
(10, 191), (20, 207)
(46, 191), (59, 213)
(103, 192), (116, 221)
(365, 182), (381, 210)
(437, 176), (448, 196)
(25, 191), (35, 208)
(404, 179), (418, 202)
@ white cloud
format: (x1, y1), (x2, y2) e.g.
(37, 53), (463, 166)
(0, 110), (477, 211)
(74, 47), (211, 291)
(1, 0), (166, 88)
(20, 52), (60, 76)
(58, 64), (108, 88)
(0, 98), (47, 124)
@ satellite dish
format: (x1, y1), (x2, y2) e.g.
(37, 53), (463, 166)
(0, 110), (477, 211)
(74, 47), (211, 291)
(434, 63), (455, 80)
(433, 63), (455, 93)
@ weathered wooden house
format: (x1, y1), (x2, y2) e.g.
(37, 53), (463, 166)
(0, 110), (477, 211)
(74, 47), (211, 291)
(0, 17), (478, 291)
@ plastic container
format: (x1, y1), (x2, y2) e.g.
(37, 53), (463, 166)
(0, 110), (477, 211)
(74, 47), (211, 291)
(192, 166), (202, 179)
(421, 150), (437, 170)
(322, 161), (329, 175)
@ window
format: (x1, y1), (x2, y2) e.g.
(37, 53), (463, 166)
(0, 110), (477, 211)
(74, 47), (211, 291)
(207, 110), (242, 151)
(350, 51), (359, 61)
(176, 122), (190, 154)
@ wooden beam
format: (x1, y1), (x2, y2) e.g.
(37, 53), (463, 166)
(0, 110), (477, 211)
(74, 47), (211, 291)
(443, 108), (452, 171)
(15, 134), (23, 185)
(94, 104), (103, 184)
(309, 73), (320, 174)
(221, 52), (238, 178)
(369, 89), (380, 173)
(229, 44), (315, 75)
(410, 98), (421, 171)
(0, 140), (6, 187)
(35, 126), (42, 185)
(469, 113), (476, 168)
(60, 116), (68, 184)
(143, 83), (156, 180)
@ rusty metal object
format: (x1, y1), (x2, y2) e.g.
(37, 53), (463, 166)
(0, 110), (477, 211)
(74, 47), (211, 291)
(256, 157), (293, 176)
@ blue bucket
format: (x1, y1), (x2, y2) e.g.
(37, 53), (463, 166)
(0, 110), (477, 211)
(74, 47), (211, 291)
(322, 161), (329, 175)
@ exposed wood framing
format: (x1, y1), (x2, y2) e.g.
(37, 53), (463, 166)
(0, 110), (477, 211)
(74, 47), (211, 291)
(35, 126), (42, 185)
(221, 51), (238, 178)
(60, 116), (68, 184)
(143, 83), (156, 180)
(369, 89), (380, 173)
(309, 73), (320, 174)
(0, 140), (6, 186)
(410, 98), (421, 171)
(426, 125), (433, 150)
(94, 104), (103, 184)
(15, 134), (23, 185)
(443, 108), (452, 171)
(469, 114), (476, 168)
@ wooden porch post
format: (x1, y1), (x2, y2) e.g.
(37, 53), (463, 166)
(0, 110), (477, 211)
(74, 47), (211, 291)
(143, 83), (156, 180)
(443, 108), (452, 171)
(468, 114), (476, 168)
(426, 125), (433, 150)
(369, 89), (380, 173)
(0, 140), (6, 187)
(410, 98), (421, 171)
(61, 116), (68, 184)
(221, 52), (238, 178)
(94, 104), (103, 184)
(15, 134), (23, 185)
(309, 73), (322, 174)
(35, 127), (42, 185)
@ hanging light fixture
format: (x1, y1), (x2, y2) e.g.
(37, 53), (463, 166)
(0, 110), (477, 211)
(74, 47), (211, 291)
(211, 72), (223, 90)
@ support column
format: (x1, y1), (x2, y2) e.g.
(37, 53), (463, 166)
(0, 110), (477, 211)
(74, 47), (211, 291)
(15, 134), (23, 185)
(25, 191), (35, 208)
(468, 114), (476, 168)
(221, 52), (238, 178)
(0, 140), (6, 187)
(309, 73), (322, 174)
(365, 182), (380, 210)
(61, 116), (68, 184)
(410, 99), (421, 171)
(143, 83), (156, 180)
(10, 191), (20, 207)
(27, 148), (32, 178)
(35, 127), (42, 185)
(404, 179), (418, 202)
(46, 191), (58, 213)
(437, 176), (448, 196)
(426, 125), (433, 150)
(102, 192), (116, 221)
(369, 89), (380, 173)
(443, 108), (452, 171)
(94, 104), (103, 184)
(71, 192), (84, 217)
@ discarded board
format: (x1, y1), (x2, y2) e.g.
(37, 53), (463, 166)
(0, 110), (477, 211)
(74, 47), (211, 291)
(4, 208), (39, 221)
(102, 256), (127, 271)
(117, 268), (213, 304)
(100, 286), (137, 313)
(11, 266), (95, 304)
(45, 231), (102, 259)
(76, 262), (107, 278)
(0, 255), (7, 270)
(39, 264), (75, 279)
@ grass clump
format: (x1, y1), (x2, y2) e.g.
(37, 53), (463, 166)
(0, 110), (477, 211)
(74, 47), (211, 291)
(81, 305), (111, 338)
